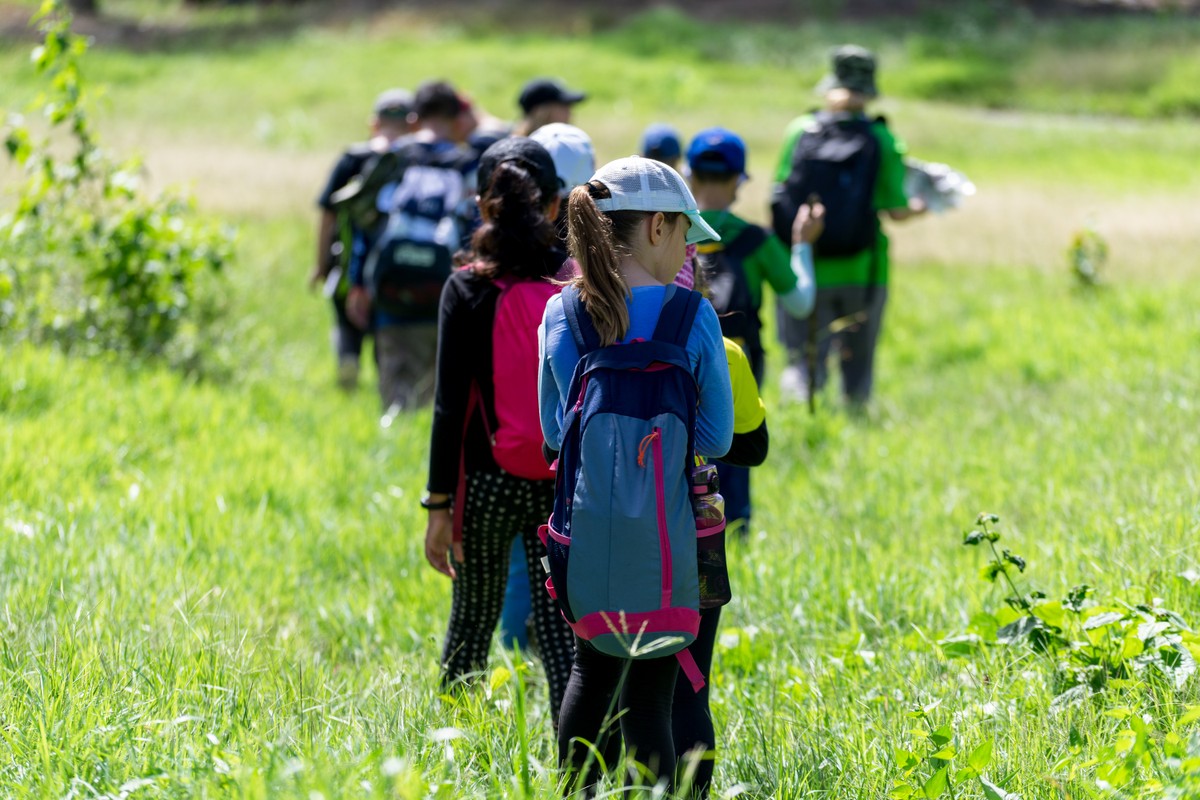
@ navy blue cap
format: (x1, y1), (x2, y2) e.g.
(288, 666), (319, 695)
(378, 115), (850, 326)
(641, 123), (682, 162)
(686, 127), (747, 177)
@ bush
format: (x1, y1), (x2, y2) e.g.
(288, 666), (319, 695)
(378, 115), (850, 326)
(0, 0), (234, 372)
(1148, 57), (1200, 116)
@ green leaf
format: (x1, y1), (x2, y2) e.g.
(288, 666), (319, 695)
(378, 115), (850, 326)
(890, 784), (916, 800)
(1120, 634), (1145, 659)
(930, 724), (953, 748)
(1082, 611), (1124, 631)
(894, 749), (921, 770)
(980, 776), (1018, 800)
(938, 634), (981, 658)
(923, 767), (948, 799)
(1064, 584), (1091, 612)
(488, 666), (511, 693)
(1002, 550), (1026, 572)
(980, 562), (1004, 583)
(1137, 620), (1170, 641)
(1068, 726), (1086, 749)
(963, 530), (986, 546)
(1179, 705), (1200, 725)
(1031, 601), (1064, 629)
(968, 739), (994, 772)
(997, 616), (1042, 644)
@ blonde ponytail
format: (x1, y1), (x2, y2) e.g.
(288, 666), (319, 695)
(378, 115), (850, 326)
(567, 182), (630, 347)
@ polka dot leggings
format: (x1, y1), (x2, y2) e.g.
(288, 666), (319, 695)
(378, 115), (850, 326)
(441, 470), (575, 725)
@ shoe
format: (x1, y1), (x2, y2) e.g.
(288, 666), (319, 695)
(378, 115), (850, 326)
(779, 365), (808, 405)
(336, 356), (360, 391)
(380, 403), (402, 428)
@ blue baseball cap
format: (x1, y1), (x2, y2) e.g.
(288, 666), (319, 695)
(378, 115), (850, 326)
(686, 127), (747, 178)
(641, 123), (682, 162)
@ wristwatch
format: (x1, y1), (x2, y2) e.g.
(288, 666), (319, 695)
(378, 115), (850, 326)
(420, 494), (453, 511)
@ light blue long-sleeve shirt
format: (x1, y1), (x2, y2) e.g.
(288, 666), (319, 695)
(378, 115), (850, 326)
(538, 286), (734, 459)
(785, 242), (816, 319)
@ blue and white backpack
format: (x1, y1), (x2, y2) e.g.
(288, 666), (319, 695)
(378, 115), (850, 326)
(540, 284), (704, 668)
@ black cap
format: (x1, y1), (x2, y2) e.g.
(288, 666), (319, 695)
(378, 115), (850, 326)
(477, 137), (560, 201)
(372, 88), (413, 120)
(518, 78), (587, 114)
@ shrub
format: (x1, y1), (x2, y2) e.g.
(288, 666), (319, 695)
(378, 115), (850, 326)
(0, 0), (233, 371)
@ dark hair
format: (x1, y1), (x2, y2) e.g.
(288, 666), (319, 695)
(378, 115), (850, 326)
(566, 181), (681, 346)
(414, 80), (465, 120)
(470, 161), (560, 280)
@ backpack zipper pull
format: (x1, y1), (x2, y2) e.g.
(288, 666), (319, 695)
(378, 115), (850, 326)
(637, 430), (660, 468)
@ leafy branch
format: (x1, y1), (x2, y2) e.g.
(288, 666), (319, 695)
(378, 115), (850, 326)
(1, 0), (233, 371)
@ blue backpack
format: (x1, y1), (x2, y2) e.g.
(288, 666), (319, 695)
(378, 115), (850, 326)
(540, 284), (704, 663)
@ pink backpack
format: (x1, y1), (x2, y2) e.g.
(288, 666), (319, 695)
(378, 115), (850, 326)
(488, 275), (560, 480)
(454, 272), (560, 537)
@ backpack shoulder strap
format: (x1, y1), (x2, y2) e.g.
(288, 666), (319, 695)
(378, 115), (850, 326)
(651, 285), (703, 349)
(561, 285), (601, 355)
(722, 224), (768, 262)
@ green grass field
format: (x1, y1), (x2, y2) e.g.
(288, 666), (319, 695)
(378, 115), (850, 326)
(2, 4), (1200, 797)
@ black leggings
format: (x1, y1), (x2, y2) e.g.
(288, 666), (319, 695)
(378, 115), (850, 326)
(671, 607), (721, 798)
(441, 470), (575, 725)
(558, 640), (680, 795)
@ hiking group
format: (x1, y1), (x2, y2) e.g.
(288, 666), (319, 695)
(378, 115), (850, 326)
(310, 46), (927, 796)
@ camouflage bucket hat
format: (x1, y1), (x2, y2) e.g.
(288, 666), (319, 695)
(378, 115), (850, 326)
(816, 45), (878, 98)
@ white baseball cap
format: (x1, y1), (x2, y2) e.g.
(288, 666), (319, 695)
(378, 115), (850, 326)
(530, 123), (596, 197)
(590, 156), (720, 245)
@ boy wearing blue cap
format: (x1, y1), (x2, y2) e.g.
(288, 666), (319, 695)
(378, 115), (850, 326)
(641, 123), (683, 170)
(686, 126), (819, 530)
(771, 46), (926, 407)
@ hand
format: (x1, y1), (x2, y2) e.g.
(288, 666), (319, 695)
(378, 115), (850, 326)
(424, 509), (462, 579)
(793, 202), (826, 245)
(308, 264), (328, 291)
(346, 286), (372, 331)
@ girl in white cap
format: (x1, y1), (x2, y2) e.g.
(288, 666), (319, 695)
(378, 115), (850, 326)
(539, 156), (734, 794)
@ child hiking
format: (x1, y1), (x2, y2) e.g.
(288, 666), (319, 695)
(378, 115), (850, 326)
(771, 45), (926, 408)
(666, 199), (821, 799)
(311, 88), (415, 390)
(496, 122), (598, 656)
(685, 127), (817, 531)
(338, 80), (478, 415)
(421, 137), (576, 728)
(538, 156), (733, 794)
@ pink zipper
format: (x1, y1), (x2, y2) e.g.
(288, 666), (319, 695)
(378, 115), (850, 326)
(573, 375), (589, 412)
(648, 428), (672, 608)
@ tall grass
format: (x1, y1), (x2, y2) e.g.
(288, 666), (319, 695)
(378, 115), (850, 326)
(1, 6), (1199, 797)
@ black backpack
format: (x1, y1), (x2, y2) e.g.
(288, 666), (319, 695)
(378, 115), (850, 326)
(696, 224), (768, 379)
(351, 139), (470, 321)
(771, 112), (882, 258)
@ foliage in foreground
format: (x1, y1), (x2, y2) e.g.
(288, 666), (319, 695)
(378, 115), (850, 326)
(2, 257), (1199, 797)
(0, 1), (232, 372)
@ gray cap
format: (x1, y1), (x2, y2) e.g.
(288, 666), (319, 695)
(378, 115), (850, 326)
(372, 88), (413, 120)
(816, 45), (878, 98)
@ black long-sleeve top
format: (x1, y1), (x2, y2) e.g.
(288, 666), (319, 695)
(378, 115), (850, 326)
(426, 269), (503, 495)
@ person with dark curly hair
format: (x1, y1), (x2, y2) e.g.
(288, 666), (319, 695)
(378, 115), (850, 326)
(421, 137), (575, 728)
